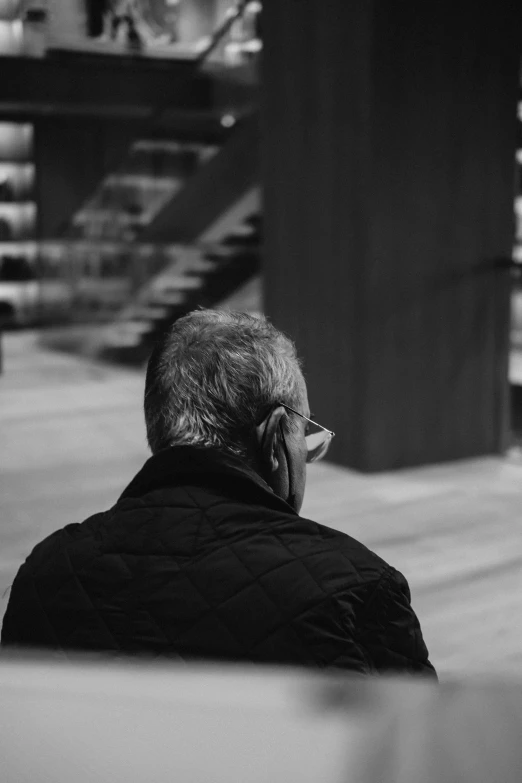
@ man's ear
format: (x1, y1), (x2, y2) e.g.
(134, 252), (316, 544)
(255, 406), (286, 474)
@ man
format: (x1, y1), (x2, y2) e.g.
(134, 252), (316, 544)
(1, 310), (436, 677)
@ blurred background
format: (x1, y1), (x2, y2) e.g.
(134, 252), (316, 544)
(1, 0), (522, 682)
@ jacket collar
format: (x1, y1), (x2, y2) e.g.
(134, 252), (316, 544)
(119, 445), (298, 517)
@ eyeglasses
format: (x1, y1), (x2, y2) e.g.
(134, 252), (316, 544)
(278, 402), (335, 463)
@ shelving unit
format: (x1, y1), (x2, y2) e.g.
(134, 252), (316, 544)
(0, 122), (38, 325)
(506, 96), (522, 447)
(0, 2), (39, 325)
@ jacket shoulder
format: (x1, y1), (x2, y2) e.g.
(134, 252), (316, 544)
(283, 514), (392, 585)
(355, 565), (437, 677)
(241, 513), (392, 630)
(3, 511), (108, 614)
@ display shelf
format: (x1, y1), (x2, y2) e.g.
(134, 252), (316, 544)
(0, 240), (37, 255)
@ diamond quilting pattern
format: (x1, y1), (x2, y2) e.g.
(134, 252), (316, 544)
(1, 447), (435, 677)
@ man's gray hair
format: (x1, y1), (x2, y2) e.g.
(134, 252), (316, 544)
(144, 309), (304, 457)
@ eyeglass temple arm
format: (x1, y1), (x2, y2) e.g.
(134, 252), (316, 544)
(278, 402), (334, 437)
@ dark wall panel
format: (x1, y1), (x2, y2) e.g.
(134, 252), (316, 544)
(262, 0), (520, 471)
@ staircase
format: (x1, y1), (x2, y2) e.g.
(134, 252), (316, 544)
(139, 113), (259, 243)
(53, 114), (261, 366)
(39, 113), (261, 365)
(35, 0), (263, 365)
(95, 210), (262, 365)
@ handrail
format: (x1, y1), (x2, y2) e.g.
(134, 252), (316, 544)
(146, 0), (255, 128)
(195, 0), (250, 66)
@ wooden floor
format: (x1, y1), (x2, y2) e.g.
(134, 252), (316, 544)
(1, 331), (522, 680)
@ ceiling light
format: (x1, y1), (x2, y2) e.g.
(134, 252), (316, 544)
(220, 114), (236, 128)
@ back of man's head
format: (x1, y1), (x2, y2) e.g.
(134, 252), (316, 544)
(144, 309), (305, 458)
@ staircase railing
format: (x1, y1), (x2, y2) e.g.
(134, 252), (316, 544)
(196, 1), (251, 65)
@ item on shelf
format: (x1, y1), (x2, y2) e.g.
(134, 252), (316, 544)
(0, 163), (35, 201)
(0, 254), (36, 281)
(0, 217), (13, 241)
(0, 178), (14, 202)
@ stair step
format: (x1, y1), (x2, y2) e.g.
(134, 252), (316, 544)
(130, 306), (170, 320)
(126, 143), (214, 178)
(224, 249), (260, 263)
(223, 232), (259, 247)
(147, 292), (187, 306)
(203, 249), (237, 264)
(188, 258), (219, 272)
(103, 175), (179, 189)
(104, 332), (143, 348)
(152, 276), (203, 291)
(227, 222), (257, 236)
(113, 320), (155, 335)
(162, 257), (218, 274)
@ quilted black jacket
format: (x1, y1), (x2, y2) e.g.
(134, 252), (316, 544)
(1, 446), (436, 677)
